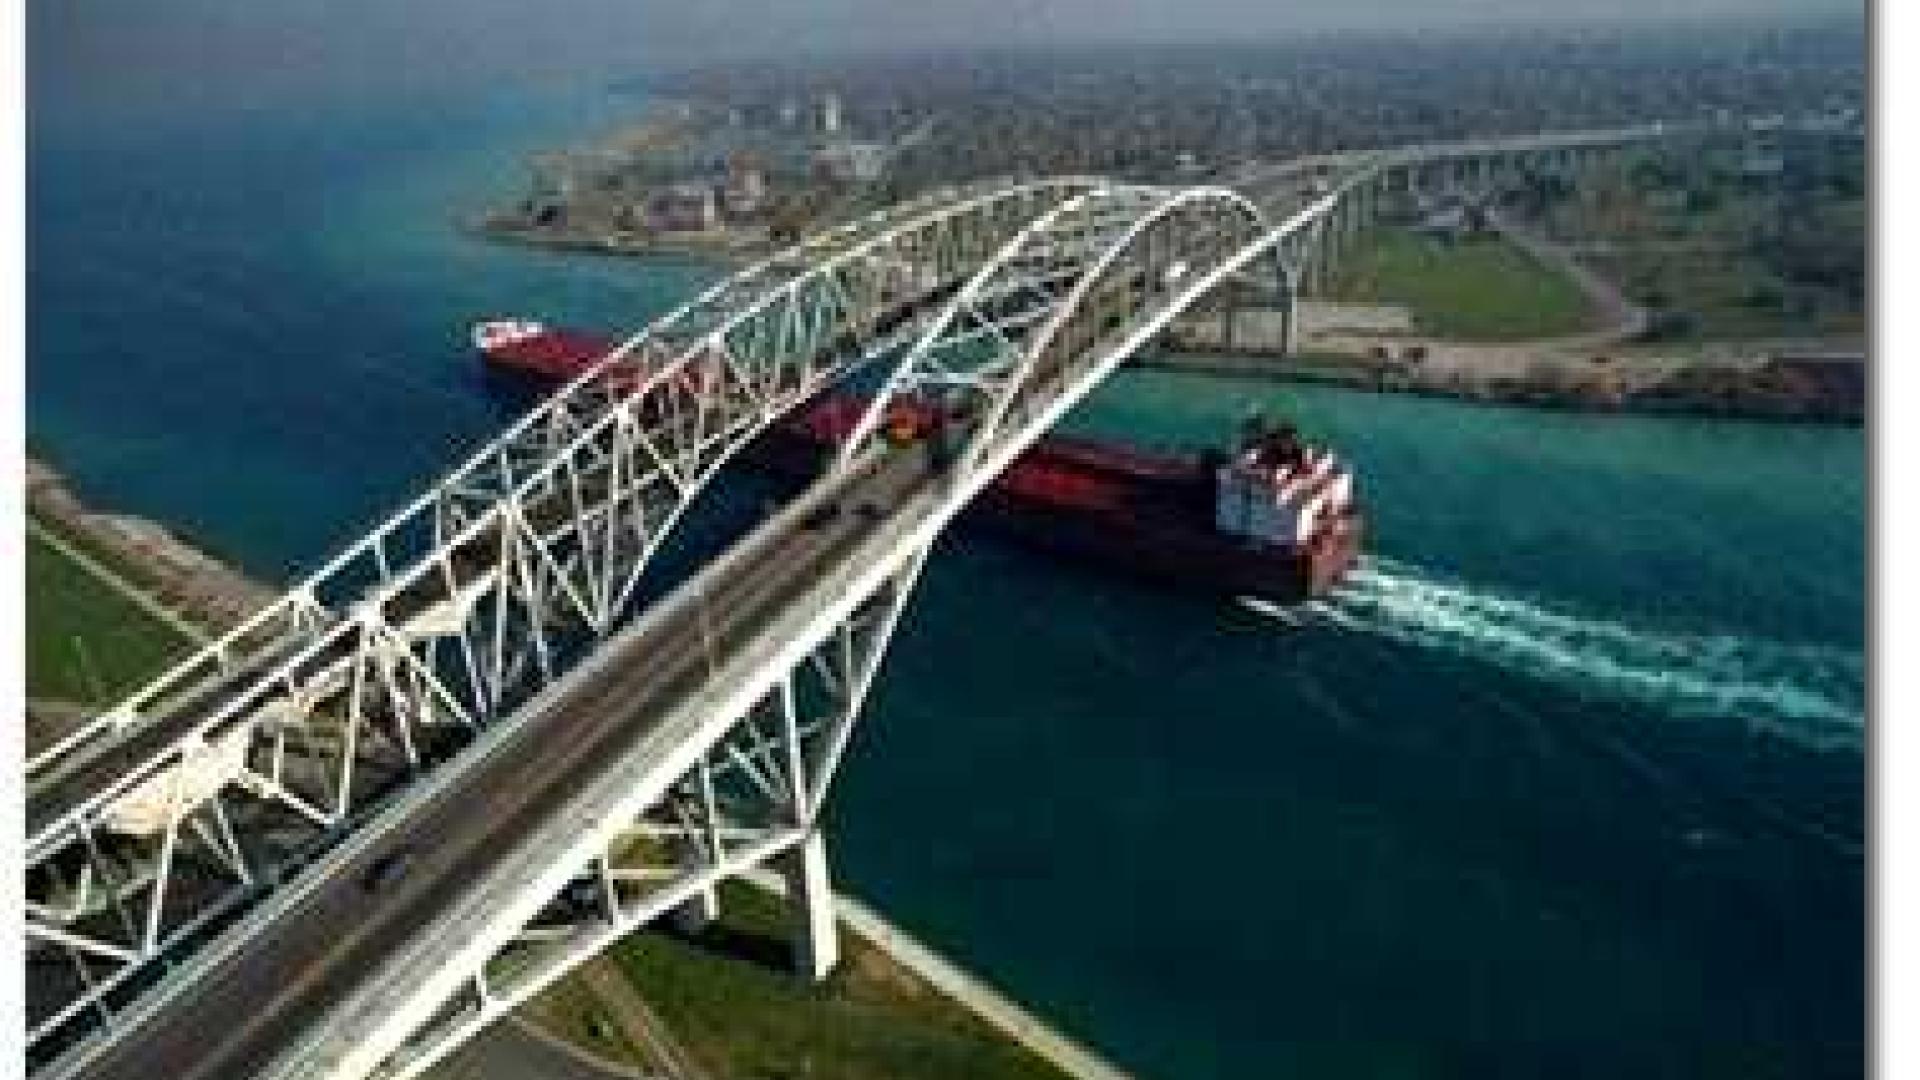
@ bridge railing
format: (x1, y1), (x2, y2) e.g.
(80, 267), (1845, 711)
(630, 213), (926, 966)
(29, 123), (1708, 1065)
(25, 177), (1099, 793)
(25, 176), (1114, 1058)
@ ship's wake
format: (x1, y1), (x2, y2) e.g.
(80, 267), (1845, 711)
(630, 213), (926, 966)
(1320, 557), (1865, 753)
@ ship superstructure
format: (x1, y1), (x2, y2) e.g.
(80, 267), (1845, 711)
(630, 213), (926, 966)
(471, 319), (1362, 601)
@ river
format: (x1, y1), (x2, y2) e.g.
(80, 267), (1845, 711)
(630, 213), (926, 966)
(28, 70), (1864, 1079)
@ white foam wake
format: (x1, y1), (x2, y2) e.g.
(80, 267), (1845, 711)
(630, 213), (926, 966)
(1324, 558), (1865, 752)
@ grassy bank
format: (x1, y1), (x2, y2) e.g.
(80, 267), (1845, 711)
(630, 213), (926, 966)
(1329, 228), (1595, 340)
(602, 879), (1073, 1080)
(26, 518), (193, 705)
(1535, 140), (1864, 342)
(23, 499), (1076, 1079)
(519, 971), (652, 1069)
(1581, 247), (1865, 340)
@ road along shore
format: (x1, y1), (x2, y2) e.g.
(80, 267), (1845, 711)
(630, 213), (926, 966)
(25, 454), (1125, 1080)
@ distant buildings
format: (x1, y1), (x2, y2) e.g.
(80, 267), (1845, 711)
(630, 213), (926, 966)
(1410, 199), (1494, 241)
(722, 154), (769, 216)
(813, 140), (888, 184)
(1646, 187), (1689, 212)
(631, 155), (773, 233)
(527, 152), (579, 201)
(648, 183), (721, 232)
(1411, 204), (1469, 240)
(1740, 147), (1787, 179)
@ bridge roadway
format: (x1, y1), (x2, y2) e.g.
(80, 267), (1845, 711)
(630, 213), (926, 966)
(64, 444), (942, 1080)
(35, 119), (1715, 1071)
(25, 275), (977, 850)
(28, 121), (1656, 843)
(27, 634), (314, 840)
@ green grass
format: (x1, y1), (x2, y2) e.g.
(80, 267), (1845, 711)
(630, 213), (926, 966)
(1585, 249), (1865, 342)
(26, 523), (192, 705)
(1329, 228), (1596, 341)
(521, 974), (650, 1068)
(1533, 152), (1864, 342)
(610, 880), (1072, 1080)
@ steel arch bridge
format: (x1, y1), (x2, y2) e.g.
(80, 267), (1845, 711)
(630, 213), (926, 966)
(25, 124), (1677, 1080)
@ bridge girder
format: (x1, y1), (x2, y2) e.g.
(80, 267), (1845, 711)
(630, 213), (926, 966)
(26, 169), (1360, 1076)
(281, 536), (939, 1080)
(285, 179), (1371, 1080)
(26, 174), (1345, 1075)
(25, 175), (1102, 1060)
(27, 120), (1700, 1077)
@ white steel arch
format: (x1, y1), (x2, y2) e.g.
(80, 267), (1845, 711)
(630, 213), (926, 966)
(830, 183), (1282, 486)
(957, 184), (1277, 471)
(277, 175), (1384, 1080)
(829, 184), (1118, 466)
(341, 170), (1382, 1076)
(23, 175), (1103, 1057)
(29, 119), (1705, 1076)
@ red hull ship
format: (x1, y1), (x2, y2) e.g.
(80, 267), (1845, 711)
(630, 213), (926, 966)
(473, 319), (1363, 602)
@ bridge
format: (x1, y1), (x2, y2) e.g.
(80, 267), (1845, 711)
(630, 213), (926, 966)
(25, 121), (1693, 1080)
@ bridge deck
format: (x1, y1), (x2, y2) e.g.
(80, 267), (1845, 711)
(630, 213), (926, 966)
(26, 275), (979, 849)
(61, 447), (944, 1080)
(27, 634), (317, 840)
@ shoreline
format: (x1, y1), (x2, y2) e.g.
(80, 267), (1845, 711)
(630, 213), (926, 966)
(462, 210), (1865, 427)
(1158, 211), (1861, 426)
(25, 514), (211, 647)
(457, 215), (758, 269)
(518, 871), (1132, 1080)
(26, 456), (279, 636)
(743, 868), (1131, 1080)
(1143, 344), (1866, 425)
(24, 449), (1115, 1080)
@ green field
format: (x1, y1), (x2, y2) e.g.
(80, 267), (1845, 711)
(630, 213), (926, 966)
(609, 880), (1071, 1080)
(26, 523), (192, 705)
(520, 971), (651, 1068)
(1329, 228), (1597, 341)
(1534, 143), (1864, 342)
(24, 506), (1066, 1078)
(1584, 248), (1865, 341)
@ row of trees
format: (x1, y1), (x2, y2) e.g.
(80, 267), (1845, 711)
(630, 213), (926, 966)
(654, 18), (1862, 189)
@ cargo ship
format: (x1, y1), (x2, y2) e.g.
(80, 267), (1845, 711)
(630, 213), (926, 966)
(473, 319), (1363, 601)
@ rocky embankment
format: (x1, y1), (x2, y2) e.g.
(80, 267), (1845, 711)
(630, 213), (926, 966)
(1161, 303), (1864, 425)
(27, 458), (277, 634)
(462, 212), (765, 262)
(27, 458), (280, 748)
(1623, 354), (1866, 423)
(1150, 340), (1864, 424)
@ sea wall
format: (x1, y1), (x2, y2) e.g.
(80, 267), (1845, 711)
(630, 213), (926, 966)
(1157, 311), (1864, 424)
(26, 458), (278, 633)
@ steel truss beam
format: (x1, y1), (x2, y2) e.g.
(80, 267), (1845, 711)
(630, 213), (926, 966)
(276, 543), (935, 1080)
(24, 177), (1099, 1056)
(29, 123), (1676, 1072)
(263, 173), (1386, 1080)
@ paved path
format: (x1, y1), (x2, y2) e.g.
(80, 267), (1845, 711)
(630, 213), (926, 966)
(58, 450), (940, 1080)
(573, 957), (714, 1080)
(430, 1017), (651, 1080)
(27, 514), (211, 646)
(1485, 206), (1648, 346)
(744, 869), (1132, 1080)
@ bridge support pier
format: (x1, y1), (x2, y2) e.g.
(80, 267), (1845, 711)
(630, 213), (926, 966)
(673, 885), (721, 933)
(783, 829), (839, 982)
(1281, 281), (1298, 358)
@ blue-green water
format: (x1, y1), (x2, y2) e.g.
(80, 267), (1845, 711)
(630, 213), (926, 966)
(30, 66), (1862, 1080)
